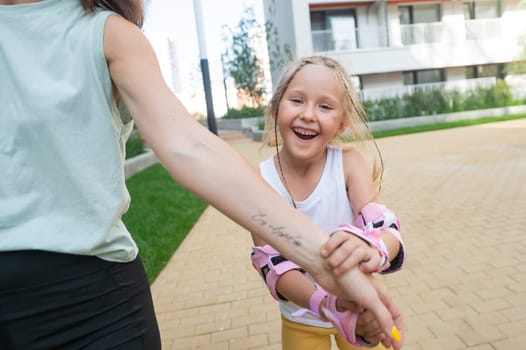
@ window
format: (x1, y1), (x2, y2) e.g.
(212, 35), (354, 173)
(310, 9), (358, 52)
(399, 4), (441, 25)
(466, 64), (505, 79)
(399, 4), (441, 45)
(463, 0), (500, 19)
(403, 69), (445, 85)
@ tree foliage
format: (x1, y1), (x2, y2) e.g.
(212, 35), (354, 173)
(223, 6), (265, 107)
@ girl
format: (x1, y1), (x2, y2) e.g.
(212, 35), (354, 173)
(0, 1), (402, 348)
(251, 56), (405, 349)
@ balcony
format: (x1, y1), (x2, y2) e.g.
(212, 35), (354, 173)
(464, 18), (502, 40)
(399, 22), (443, 45)
(311, 15), (523, 75)
(311, 18), (509, 53)
(312, 26), (389, 51)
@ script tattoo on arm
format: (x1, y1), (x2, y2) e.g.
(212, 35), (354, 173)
(252, 211), (301, 247)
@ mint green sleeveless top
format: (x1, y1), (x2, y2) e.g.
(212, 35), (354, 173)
(0, 0), (138, 262)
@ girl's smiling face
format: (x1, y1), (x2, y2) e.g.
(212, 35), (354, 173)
(276, 64), (346, 161)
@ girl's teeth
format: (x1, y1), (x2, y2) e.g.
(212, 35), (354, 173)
(294, 128), (317, 140)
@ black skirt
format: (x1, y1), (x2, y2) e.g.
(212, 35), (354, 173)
(0, 250), (161, 350)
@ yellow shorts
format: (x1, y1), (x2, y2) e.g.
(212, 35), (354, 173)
(281, 315), (387, 350)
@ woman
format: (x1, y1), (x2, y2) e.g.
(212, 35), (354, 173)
(0, 1), (402, 349)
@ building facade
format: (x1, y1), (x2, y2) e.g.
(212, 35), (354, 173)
(263, 0), (526, 100)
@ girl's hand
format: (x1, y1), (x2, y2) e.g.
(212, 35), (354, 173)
(355, 309), (384, 346)
(321, 230), (383, 276)
(356, 307), (403, 350)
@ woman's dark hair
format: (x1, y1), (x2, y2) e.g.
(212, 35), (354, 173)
(80, 0), (144, 28)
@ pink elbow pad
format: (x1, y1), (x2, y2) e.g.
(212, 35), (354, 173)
(251, 244), (304, 301)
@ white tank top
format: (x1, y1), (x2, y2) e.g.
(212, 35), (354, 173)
(259, 146), (354, 327)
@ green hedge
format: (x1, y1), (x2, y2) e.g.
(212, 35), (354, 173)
(363, 80), (518, 121)
(222, 105), (265, 119)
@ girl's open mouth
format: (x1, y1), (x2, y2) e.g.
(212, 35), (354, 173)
(293, 128), (318, 140)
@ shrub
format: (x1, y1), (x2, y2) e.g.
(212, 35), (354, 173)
(364, 80), (516, 120)
(492, 80), (512, 107)
(222, 105), (265, 119)
(364, 98), (403, 121)
(449, 90), (464, 112)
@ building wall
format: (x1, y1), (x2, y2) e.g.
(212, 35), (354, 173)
(446, 66), (467, 81)
(263, 0), (526, 95)
(361, 71), (405, 90)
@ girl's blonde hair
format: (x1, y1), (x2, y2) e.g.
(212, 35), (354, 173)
(262, 56), (384, 187)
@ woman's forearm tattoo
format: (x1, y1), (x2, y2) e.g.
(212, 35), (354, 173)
(252, 211), (301, 247)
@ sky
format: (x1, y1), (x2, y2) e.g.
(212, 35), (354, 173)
(142, 0), (265, 116)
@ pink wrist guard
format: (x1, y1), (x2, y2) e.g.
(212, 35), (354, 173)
(292, 285), (369, 347)
(336, 223), (390, 273)
(322, 294), (373, 347)
(354, 202), (405, 273)
(291, 284), (328, 320)
(308, 284), (328, 319)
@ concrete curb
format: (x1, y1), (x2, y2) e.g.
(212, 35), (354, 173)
(124, 149), (158, 179)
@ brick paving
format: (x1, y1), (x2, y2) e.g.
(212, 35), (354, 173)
(150, 119), (526, 350)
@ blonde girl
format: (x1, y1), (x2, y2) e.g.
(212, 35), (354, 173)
(251, 56), (405, 349)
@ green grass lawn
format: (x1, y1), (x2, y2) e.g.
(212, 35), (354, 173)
(124, 113), (526, 284)
(123, 164), (208, 284)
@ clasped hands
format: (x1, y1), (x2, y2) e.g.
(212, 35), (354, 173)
(316, 231), (404, 349)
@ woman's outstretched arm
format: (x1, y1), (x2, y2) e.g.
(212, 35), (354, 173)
(103, 15), (402, 347)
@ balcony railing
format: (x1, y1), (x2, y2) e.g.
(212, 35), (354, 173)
(312, 29), (352, 52)
(312, 18), (506, 52)
(312, 26), (389, 52)
(399, 22), (443, 45)
(465, 18), (502, 40)
(359, 77), (497, 101)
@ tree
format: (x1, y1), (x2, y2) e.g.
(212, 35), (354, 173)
(223, 6), (266, 108)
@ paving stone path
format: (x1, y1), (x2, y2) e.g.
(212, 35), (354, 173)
(151, 119), (526, 350)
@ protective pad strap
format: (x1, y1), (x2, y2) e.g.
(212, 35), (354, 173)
(291, 284), (328, 320)
(293, 286), (369, 347)
(354, 202), (405, 273)
(322, 294), (374, 347)
(251, 245), (304, 301)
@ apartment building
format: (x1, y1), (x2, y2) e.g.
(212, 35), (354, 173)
(262, 0), (526, 100)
